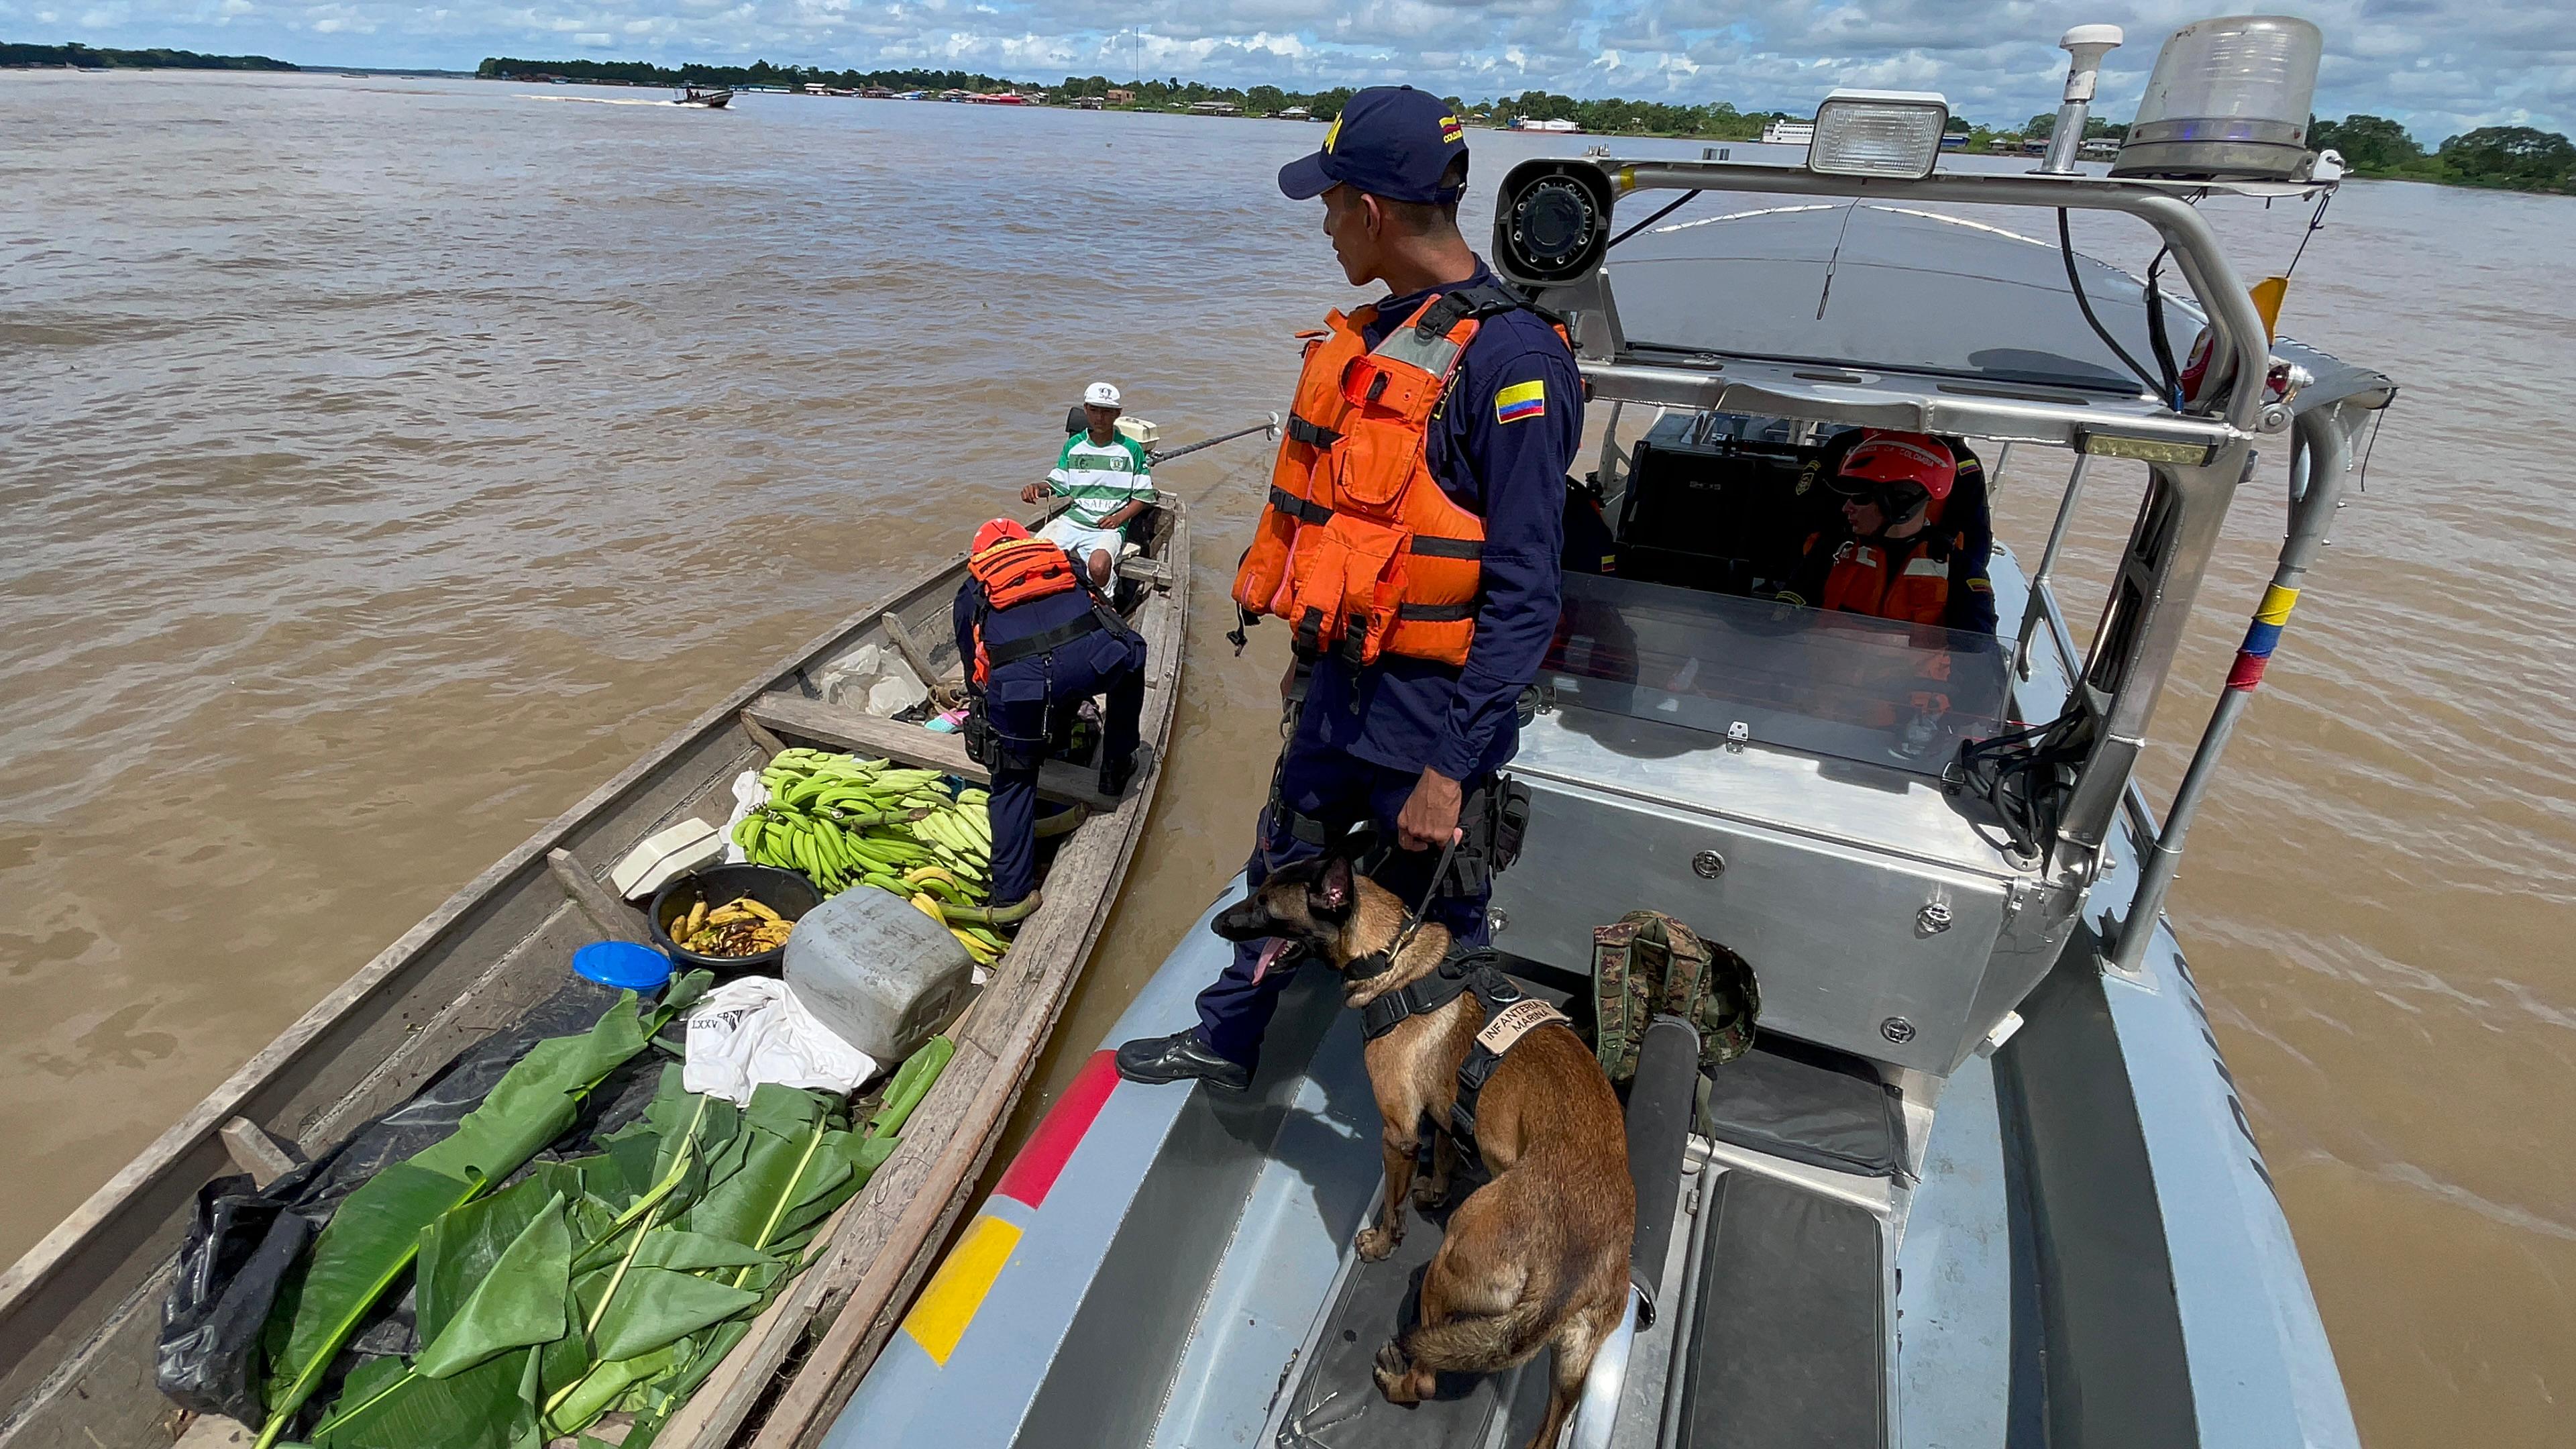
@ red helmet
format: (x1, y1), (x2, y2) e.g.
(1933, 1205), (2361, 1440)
(971, 517), (1032, 555)
(1835, 432), (1955, 505)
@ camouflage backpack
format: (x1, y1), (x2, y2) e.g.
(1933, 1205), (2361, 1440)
(1591, 910), (1760, 1084)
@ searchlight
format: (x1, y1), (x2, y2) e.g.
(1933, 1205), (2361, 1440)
(1805, 90), (1951, 180)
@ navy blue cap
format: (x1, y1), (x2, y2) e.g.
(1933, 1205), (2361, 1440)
(1278, 85), (1469, 205)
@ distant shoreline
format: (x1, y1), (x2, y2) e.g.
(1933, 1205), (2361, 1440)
(1, 42), (294, 70)
(10, 39), (2567, 196)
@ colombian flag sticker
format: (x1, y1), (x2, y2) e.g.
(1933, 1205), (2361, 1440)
(1495, 379), (1546, 423)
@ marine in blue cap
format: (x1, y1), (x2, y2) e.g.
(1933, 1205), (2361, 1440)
(1118, 85), (1582, 1091)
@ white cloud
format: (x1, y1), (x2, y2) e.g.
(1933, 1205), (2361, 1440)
(24, 0), (2571, 137)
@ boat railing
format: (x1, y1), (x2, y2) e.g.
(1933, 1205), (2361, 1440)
(1503, 157), (2360, 869)
(1518, 159), (2303, 439)
(2103, 390), (2386, 973)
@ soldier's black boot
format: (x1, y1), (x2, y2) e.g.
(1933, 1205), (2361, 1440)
(1114, 1029), (1249, 1091)
(1099, 742), (1154, 799)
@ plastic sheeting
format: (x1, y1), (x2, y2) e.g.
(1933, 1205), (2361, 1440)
(154, 977), (648, 1419)
(156, 1175), (315, 1423)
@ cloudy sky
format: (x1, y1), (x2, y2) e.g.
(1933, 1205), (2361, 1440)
(6, 1), (2563, 140)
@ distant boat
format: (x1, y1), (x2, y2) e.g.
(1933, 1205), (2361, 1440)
(674, 86), (733, 108)
(1511, 117), (1582, 133)
(1760, 118), (1815, 145)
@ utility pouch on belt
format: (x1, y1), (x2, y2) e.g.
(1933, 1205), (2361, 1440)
(1591, 910), (1760, 1085)
(1444, 775), (1533, 899)
(962, 692), (996, 769)
(1490, 776), (1530, 873)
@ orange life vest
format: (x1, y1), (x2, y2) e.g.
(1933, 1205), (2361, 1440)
(1230, 286), (1562, 668)
(1819, 535), (1955, 627)
(966, 537), (1085, 685)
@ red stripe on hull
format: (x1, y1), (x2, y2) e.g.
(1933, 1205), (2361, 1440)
(994, 1049), (1121, 1209)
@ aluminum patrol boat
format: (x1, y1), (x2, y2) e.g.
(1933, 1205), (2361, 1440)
(812, 23), (2390, 1449)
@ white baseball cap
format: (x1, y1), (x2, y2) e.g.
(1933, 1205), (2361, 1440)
(1083, 381), (1122, 409)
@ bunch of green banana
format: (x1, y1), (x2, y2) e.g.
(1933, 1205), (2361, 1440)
(732, 751), (1007, 964)
(909, 788), (993, 884)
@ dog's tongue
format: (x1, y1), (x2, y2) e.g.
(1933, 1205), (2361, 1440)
(1250, 937), (1293, 985)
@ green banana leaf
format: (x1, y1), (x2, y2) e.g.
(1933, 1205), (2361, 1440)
(545, 1087), (850, 1438)
(547, 1338), (685, 1437)
(588, 1267), (760, 1362)
(684, 1086), (830, 1247)
(535, 1317), (598, 1415)
(409, 1002), (653, 1186)
(258, 978), (706, 1448)
(620, 1228), (777, 1274)
(415, 1192), (570, 1379)
(758, 1130), (879, 1250)
(866, 1035), (954, 1141)
(306, 1346), (533, 1449)
(280, 993), (926, 1448)
(260, 1161), (482, 1422)
(416, 1171), (578, 1344)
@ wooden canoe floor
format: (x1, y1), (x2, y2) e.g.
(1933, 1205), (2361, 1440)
(661, 520), (1189, 1449)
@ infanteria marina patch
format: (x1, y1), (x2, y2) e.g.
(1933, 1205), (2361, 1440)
(1477, 997), (1568, 1054)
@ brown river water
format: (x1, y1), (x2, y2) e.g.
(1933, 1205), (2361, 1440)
(4, 69), (2571, 1446)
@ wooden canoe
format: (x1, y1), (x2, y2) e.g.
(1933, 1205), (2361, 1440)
(0, 501), (1190, 1449)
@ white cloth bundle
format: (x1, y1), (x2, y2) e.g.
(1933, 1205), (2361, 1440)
(681, 976), (879, 1105)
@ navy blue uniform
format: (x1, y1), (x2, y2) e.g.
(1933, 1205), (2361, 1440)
(953, 573), (1146, 907)
(1193, 261), (1582, 1067)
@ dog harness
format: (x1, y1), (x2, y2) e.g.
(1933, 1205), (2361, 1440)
(1356, 946), (1570, 1151)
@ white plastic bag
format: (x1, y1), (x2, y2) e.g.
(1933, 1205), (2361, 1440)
(719, 769), (765, 865)
(682, 976), (880, 1105)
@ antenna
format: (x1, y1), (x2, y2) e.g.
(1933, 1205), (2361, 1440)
(2040, 24), (2123, 174)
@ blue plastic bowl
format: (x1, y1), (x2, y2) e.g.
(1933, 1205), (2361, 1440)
(574, 940), (675, 993)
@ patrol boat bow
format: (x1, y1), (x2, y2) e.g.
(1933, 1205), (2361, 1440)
(822, 23), (2387, 1449)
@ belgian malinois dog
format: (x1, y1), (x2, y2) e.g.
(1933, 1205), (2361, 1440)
(1214, 848), (1633, 1449)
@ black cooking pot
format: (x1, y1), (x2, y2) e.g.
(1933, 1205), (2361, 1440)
(647, 863), (823, 975)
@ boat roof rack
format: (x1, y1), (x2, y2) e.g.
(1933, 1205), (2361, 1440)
(1499, 158), (2357, 447)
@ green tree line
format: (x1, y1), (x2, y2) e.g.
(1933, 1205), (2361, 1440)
(468, 58), (2576, 192)
(2, 41), (294, 69)
(2312, 113), (2573, 191)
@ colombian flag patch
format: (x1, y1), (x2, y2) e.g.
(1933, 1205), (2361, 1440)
(1495, 379), (1546, 423)
(1439, 113), (1466, 144)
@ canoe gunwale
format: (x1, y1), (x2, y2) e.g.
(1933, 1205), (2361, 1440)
(0, 502), (1187, 1449)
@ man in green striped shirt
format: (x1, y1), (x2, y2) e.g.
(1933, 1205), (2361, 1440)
(1021, 380), (1157, 586)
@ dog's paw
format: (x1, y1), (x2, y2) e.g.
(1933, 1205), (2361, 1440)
(1411, 1175), (1450, 1210)
(1373, 1341), (1425, 1405)
(1354, 1224), (1401, 1262)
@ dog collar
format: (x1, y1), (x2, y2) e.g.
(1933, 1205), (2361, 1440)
(1357, 947), (1499, 1039)
(1341, 833), (1465, 985)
